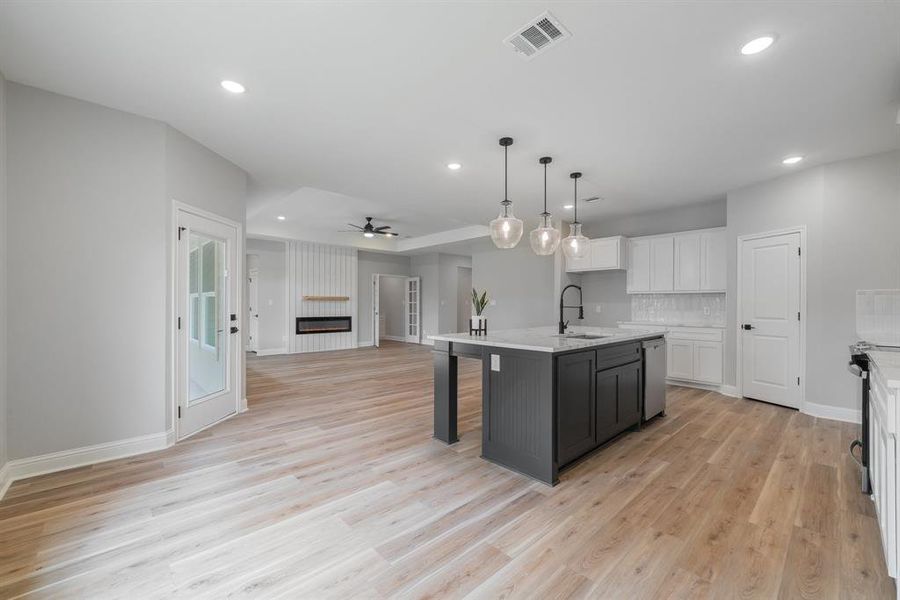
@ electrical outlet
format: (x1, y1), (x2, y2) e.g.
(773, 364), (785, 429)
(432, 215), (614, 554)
(268, 299), (274, 306)
(703, 307), (710, 316)
(595, 304), (603, 313)
(490, 299), (497, 306)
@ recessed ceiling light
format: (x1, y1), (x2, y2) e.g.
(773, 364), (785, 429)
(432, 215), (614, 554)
(782, 155), (803, 165)
(220, 80), (246, 94)
(447, 163), (462, 171)
(563, 204), (574, 210)
(740, 35), (775, 55)
(363, 232), (375, 238)
(276, 215), (286, 221)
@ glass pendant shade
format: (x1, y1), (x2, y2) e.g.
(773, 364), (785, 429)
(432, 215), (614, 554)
(530, 214), (560, 255)
(490, 204), (524, 249)
(490, 136), (523, 249)
(562, 222), (589, 259)
(530, 155), (561, 256)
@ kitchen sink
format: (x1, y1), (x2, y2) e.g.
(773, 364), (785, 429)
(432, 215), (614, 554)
(561, 333), (610, 340)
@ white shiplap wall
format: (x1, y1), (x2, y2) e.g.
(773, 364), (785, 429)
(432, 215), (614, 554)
(288, 241), (359, 353)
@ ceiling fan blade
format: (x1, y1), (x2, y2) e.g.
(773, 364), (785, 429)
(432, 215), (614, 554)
(376, 231), (402, 237)
(346, 223), (364, 230)
(374, 225), (392, 231)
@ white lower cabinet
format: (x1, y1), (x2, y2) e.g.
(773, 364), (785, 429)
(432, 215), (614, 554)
(869, 363), (898, 582)
(693, 341), (724, 384)
(620, 324), (723, 385)
(667, 340), (694, 380)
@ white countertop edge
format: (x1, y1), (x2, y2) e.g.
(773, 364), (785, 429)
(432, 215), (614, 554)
(619, 321), (726, 329)
(428, 326), (665, 353)
(868, 351), (900, 389)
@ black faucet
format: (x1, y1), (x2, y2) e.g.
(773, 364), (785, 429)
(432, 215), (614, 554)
(559, 284), (584, 334)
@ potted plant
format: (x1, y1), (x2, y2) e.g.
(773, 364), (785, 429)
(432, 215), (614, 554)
(471, 288), (489, 334)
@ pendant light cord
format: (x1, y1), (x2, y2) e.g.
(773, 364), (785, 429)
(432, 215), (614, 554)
(543, 162), (548, 216)
(573, 176), (578, 224)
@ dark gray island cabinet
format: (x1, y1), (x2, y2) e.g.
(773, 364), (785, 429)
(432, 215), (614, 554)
(431, 327), (664, 486)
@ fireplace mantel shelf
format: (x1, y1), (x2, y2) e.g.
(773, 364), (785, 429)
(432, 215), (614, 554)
(302, 295), (350, 301)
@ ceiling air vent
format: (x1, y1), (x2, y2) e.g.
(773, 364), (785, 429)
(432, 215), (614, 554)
(504, 11), (571, 60)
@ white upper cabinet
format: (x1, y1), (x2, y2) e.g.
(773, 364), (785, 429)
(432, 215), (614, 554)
(627, 227), (726, 294)
(700, 229), (727, 291)
(649, 236), (674, 292)
(565, 244), (592, 272)
(566, 236), (626, 273)
(626, 238), (651, 292)
(674, 233), (701, 291)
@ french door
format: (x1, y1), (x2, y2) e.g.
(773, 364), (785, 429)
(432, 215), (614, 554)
(406, 276), (420, 343)
(373, 274), (381, 348)
(175, 206), (241, 439)
(739, 231), (801, 408)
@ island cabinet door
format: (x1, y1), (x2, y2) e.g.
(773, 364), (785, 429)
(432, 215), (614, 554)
(595, 360), (643, 446)
(556, 351), (597, 466)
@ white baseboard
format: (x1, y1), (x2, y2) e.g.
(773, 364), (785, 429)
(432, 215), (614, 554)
(254, 347), (287, 357)
(0, 430), (173, 500)
(357, 340), (374, 348)
(421, 338), (434, 346)
(802, 401), (861, 424)
(0, 462), (11, 501)
(719, 385), (740, 398)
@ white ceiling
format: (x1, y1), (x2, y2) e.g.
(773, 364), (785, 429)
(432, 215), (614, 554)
(1, 1), (898, 243)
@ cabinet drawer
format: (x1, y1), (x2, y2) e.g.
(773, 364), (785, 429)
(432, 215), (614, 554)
(666, 327), (723, 342)
(596, 342), (641, 371)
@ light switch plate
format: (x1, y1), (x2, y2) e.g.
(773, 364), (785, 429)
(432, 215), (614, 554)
(489, 299), (497, 306)
(491, 354), (500, 371)
(595, 304), (603, 313)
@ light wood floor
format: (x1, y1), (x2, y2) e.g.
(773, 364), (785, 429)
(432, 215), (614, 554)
(0, 341), (894, 599)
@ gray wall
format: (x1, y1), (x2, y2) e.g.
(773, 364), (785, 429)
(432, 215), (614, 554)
(0, 71), (7, 470)
(725, 150), (900, 412)
(438, 254), (472, 334)
(472, 241), (556, 330)
(247, 239), (287, 353)
(6, 83), (246, 460)
(456, 266), (472, 331)
(358, 251), (411, 344)
(579, 199), (727, 327)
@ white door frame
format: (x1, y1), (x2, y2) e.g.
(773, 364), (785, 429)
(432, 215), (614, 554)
(736, 225), (807, 412)
(372, 273), (409, 346)
(170, 200), (243, 440)
(248, 265), (259, 353)
(372, 274), (380, 347)
(406, 276), (421, 344)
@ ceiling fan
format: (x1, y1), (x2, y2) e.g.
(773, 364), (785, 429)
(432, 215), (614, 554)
(343, 217), (400, 238)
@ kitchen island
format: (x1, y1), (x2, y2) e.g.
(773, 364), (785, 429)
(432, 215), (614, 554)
(430, 326), (666, 485)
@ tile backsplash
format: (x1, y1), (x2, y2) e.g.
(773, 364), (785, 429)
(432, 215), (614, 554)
(630, 294), (726, 327)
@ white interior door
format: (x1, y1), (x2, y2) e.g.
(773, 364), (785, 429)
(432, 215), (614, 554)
(248, 267), (259, 352)
(406, 276), (420, 343)
(176, 208), (240, 440)
(740, 231), (801, 408)
(373, 274), (380, 348)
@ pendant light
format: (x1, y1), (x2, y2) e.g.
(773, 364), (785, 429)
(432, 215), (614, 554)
(562, 172), (589, 259)
(529, 156), (561, 255)
(489, 137), (524, 249)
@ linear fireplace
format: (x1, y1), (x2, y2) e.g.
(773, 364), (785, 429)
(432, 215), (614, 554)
(296, 316), (352, 335)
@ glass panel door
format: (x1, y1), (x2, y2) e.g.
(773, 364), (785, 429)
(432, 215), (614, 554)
(406, 277), (420, 343)
(188, 234), (227, 403)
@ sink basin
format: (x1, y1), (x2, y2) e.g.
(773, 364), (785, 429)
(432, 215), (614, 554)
(562, 334), (609, 340)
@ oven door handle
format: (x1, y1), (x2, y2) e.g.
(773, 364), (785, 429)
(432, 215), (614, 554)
(847, 362), (866, 378)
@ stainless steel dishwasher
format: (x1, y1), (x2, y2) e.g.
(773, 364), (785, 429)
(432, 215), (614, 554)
(642, 338), (667, 420)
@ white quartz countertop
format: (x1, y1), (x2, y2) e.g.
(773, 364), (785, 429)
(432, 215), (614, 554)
(619, 321), (726, 329)
(869, 351), (900, 389)
(428, 326), (665, 353)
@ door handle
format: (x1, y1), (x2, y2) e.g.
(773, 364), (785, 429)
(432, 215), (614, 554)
(230, 326), (239, 334)
(742, 324), (755, 330)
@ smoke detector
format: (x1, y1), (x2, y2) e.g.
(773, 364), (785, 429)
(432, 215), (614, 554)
(504, 11), (571, 60)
